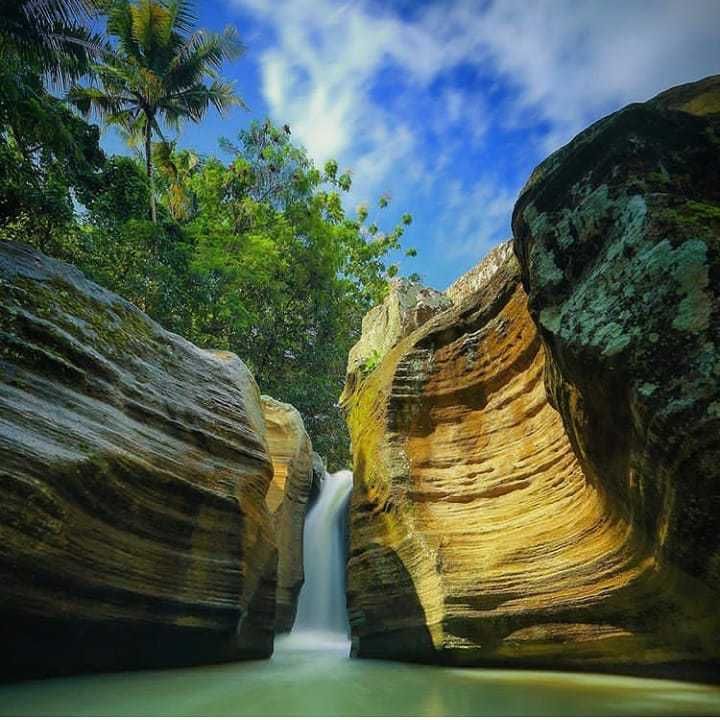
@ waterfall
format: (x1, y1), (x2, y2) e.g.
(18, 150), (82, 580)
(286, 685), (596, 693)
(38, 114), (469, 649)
(279, 470), (353, 651)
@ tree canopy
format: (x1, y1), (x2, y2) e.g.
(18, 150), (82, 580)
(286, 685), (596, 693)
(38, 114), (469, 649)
(70, 0), (243, 221)
(0, 0), (418, 467)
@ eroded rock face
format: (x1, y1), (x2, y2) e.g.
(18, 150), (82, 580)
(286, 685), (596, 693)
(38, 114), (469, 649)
(445, 241), (514, 303)
(0, 242), (277, 680)
(511, 75), (720, 674)
(343, 278), (452, 402)
(261, 395), (313, 632)
(344, 217), (720, 677)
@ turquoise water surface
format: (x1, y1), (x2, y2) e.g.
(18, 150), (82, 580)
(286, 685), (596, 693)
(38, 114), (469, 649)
(2, 640), (719, 716)
(4, 472), (719, 716)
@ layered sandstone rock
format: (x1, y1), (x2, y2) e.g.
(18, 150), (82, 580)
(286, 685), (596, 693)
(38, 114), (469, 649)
(344, 172), (719, 679)
(512, 75), (720, 673)
(261, 395), (313, 632)
(445, 241), (514, 303)
(0, 241), (277, 680)
(344, 277), (452, 399)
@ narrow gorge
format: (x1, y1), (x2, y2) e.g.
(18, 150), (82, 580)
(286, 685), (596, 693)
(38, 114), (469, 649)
(0, 74), (719, 714)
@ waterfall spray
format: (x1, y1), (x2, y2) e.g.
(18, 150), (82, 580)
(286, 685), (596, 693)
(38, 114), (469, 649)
(279, 470), (353, 651)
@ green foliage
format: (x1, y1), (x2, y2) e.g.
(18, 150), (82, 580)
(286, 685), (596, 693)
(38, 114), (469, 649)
(361, 349), (382, 375)
(152, 142), (200, 221)
(0, 0), (419, 468)
(0, 76), (105, 254)
(0, 0), (106, 251)
(0, 0), (105, 85)
(69, 0), (244, 221)
(82, 156), (151, 222)
(181, 120), (416, 466)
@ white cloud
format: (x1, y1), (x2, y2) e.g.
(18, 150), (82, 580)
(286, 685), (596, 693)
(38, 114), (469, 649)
(234, 0), (417, 165)
(229, 0), (720, 274)
(434, 0), (720, 150)
(437, 178), (517, 260)
(433, 87), (489, 148)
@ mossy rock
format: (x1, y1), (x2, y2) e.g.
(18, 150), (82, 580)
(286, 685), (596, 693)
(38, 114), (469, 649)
(513, 75), (720, 596)
(0, 240), (278, 681)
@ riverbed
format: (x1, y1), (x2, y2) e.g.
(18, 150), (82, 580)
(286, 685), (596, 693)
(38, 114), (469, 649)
(2, 638), (719, 716)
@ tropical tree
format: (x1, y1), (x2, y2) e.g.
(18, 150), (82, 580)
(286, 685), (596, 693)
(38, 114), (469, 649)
(0, 0), (104, 83)
(152, 141), (199, 221)
(0, 0), (105, 159)
(186, 121), (416, 465)
(70, 0), (244, 222)
(0, 0), (106, 249)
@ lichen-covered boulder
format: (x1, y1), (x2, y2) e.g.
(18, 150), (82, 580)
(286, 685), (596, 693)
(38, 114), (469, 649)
(0, 241), (277, 680)
(512, 75), (720, 674)
(261, 395), (313, 632)
(343, 228), (720, 678)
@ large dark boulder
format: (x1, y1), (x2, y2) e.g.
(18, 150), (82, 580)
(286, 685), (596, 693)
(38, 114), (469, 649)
(0, 241), (278, 680)
(513, 74), (720, 676)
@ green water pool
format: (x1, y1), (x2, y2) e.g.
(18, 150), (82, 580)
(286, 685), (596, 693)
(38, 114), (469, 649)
(2, 642), (719, 716)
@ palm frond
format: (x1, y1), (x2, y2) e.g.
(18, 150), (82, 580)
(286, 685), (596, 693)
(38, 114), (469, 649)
(114, 120), (146, 159)
(169, 25), (244, 80)
(164, 0), (196, 35)
(207, 79), (245, 114)
(106, 1), (142, 62)
(163, 79), (243, 126)
(21, 0), (96, 26)
(162, 86), (209, 122)
(152, 139), (177, 179)
(68, 83), (127, 117)
(1, 0), (108, 83)
(130, 0), (171, 55)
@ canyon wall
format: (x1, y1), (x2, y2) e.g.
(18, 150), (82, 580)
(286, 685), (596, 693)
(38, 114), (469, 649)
(261, 395), (314, 632)
(512, 74), (720, 671)
(0, 241), (311, 680)
(343, 76), (720, 679)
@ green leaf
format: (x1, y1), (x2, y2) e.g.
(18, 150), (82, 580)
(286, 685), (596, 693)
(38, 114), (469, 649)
(324, 159), (338, 179)
(338, 172), (352, 191)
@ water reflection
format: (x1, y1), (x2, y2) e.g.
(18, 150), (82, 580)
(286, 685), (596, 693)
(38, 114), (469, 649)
(3, 467), (719, 716)
(2, 649), (719, 716)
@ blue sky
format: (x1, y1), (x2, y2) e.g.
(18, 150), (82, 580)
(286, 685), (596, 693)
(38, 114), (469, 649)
(103, 0), (720, 290)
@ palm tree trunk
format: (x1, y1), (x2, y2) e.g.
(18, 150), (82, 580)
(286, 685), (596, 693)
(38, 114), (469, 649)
(145, 118), (157, 224)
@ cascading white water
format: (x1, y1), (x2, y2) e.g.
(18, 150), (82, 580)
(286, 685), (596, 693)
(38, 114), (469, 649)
(279, 469), (353, 651)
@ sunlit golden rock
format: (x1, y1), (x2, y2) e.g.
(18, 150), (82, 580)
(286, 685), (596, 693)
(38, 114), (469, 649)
(343, 277), (452, 405)
(344, 228), (719, 677)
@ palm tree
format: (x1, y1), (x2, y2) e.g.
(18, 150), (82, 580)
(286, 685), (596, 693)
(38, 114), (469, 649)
(152, 140), (199, 221)
(0, 0), (107, 174)
(70, 0), (244, 222)
(0, 0), (105, 83)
